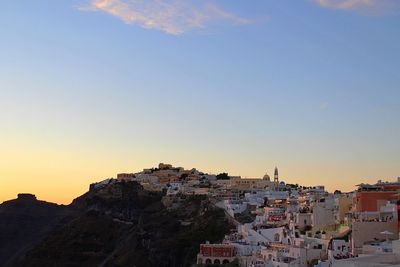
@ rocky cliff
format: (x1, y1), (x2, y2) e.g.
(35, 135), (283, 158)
(0, 194), (68, 266)
(1, 182), (233, 267)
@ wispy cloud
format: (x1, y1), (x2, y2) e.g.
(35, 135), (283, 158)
(314, 0), (400, 14)
(80, 0), (249, 35)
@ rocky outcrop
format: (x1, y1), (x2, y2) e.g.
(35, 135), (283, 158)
(0, 194), (67, 266)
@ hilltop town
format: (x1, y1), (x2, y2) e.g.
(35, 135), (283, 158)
(90, 163), (400, 267)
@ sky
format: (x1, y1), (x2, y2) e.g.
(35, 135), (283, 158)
(1, 0), (399, 204)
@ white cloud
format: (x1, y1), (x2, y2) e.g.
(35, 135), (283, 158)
(81, 0), (249, 35)
(314, 0), (400, 14)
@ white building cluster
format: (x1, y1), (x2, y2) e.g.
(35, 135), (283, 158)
(90, 164), (400, 267)
(200, 176), (400, 267)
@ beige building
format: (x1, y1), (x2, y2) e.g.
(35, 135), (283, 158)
(230, 174), (275, 191)
(336, 194), (353, 224)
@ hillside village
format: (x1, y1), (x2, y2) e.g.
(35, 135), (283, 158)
(90, 163), (400, 267)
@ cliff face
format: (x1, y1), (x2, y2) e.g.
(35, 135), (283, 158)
(2, 182), (233, 267)
(0, 194), (67, 266)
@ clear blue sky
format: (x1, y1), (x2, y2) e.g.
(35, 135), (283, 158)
(1, 0), (399, 203)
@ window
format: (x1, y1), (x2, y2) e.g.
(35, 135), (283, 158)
(274, 233), (280, 241)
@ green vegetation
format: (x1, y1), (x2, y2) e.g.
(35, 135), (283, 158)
(234, 209), (256, 224)
(180, 173), (189, 180)
(216, 173), (230, 180)
(308, 259), (319, 267)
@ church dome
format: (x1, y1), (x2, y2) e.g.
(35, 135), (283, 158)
(263, 173), (271, 181)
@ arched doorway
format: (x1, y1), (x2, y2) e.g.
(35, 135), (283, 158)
(214, 259), (221, 264)
(222, 259), (230, 264)
(205, 259), (212, 264)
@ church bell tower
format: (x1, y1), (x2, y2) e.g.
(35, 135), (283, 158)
(274, 167), (279, 187)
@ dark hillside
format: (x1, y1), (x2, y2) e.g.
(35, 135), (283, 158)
(5, 182), (233, 267)
(0, 194), (67, 266)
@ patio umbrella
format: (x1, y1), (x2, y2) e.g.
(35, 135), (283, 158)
(380, 230), (394, 242)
